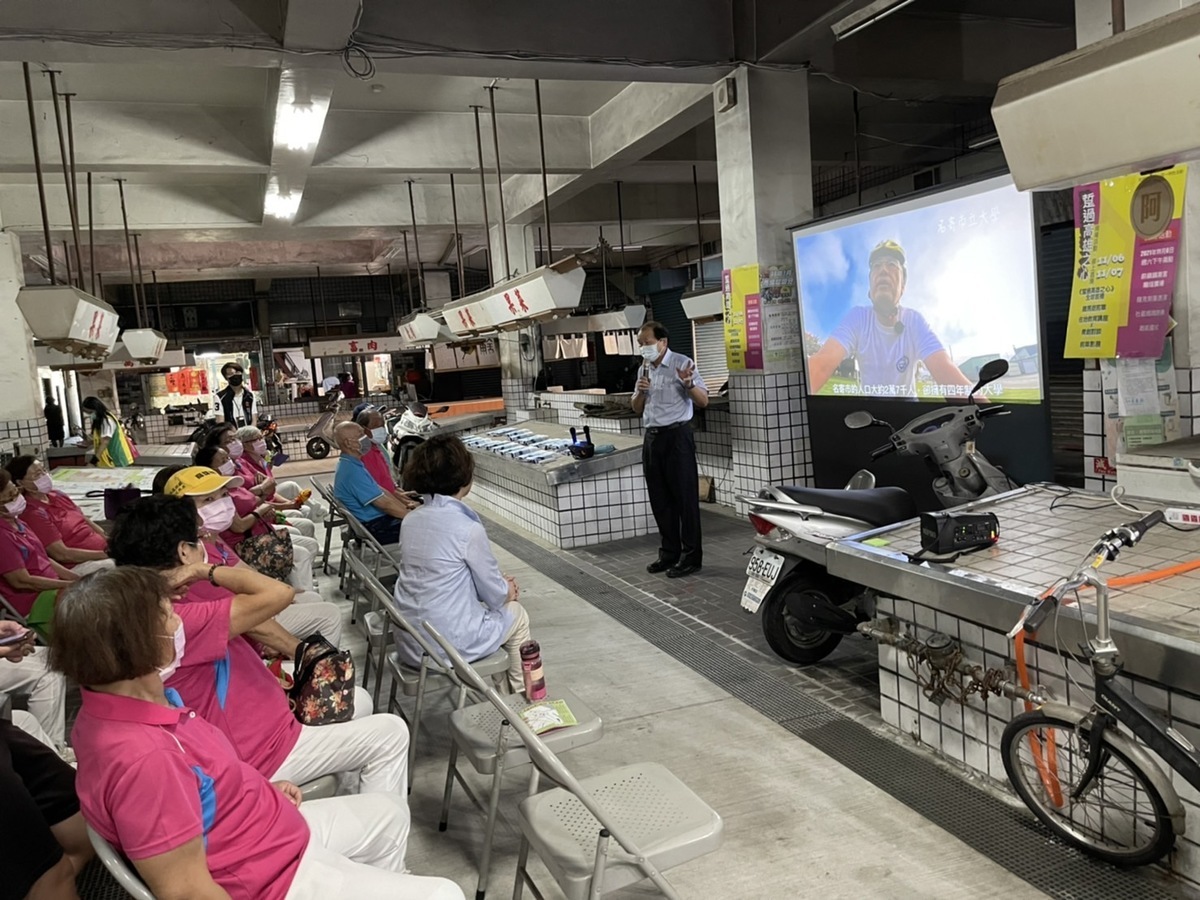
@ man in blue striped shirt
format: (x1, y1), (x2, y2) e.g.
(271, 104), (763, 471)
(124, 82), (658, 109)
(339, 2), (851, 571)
(631, 321), (709, 578)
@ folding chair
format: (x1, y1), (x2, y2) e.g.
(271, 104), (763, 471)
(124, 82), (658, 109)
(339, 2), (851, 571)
(308, 476), (345, 575)
(344, 546), (400, 711)
(424, 622), (724, 900)
(347, 554), (508, 778)
(85, 777), (334, 900)
(339, 509), (399, 628)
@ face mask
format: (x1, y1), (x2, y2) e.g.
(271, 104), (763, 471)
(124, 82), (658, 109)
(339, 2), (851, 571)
(227, 440), (244, 460)
(5, 495), (26, 517)
(251, 439), (268, 457)
(217, 460), (237, 477)
(227, 374), (244, 388)
(33, 474), (53, 494)
(358, 436), (374, 455)
(639, 344), (660, 362)
(198, 496), (236, 533)
(371, 426), (389, 445)
(159, 622), (186, 681)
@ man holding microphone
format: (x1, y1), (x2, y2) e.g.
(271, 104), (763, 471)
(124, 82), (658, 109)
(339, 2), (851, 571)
(631, 321), (708, 579)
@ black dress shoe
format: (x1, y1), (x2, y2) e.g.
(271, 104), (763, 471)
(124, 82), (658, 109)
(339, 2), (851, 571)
(647, 557), (679, 574)
(666, 561), (702, 579)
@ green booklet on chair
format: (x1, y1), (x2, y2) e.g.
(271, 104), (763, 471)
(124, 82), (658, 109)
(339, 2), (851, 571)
(521, 699), (578, 735)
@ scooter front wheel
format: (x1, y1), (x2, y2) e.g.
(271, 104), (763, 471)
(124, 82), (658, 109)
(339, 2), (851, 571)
(306, 437), (331, 459)
(761, 575), (847, 665)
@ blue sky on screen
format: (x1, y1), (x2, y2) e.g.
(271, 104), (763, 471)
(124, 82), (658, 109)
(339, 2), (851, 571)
(794, 183), (1039, 364)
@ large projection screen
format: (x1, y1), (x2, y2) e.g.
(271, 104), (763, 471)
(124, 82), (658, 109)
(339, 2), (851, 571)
(794, 176), (1042, 403)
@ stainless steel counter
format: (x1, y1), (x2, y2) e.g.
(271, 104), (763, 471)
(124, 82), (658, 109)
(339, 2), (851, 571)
(826, 485), (1200, 694)
(468, 425), (643, 489)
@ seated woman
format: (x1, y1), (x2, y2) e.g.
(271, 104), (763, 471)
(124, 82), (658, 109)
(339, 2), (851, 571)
(6, 456), (111, 576)
(192, 448), (318, 592)
(234, 425), (326, 526)
(0, 618), (92, 900)
(162, 463), (340, 645)
(0, 470), (77, 623)
(393, 434), (533, 692)
(107, 497), (410, 802)
(50, 567), (464, 900)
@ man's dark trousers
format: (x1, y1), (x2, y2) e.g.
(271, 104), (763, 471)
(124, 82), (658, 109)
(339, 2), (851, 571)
(642, 422), (702, 564)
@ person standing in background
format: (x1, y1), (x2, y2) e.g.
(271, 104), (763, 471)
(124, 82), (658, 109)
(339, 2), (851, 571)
(81, 397), (136, 468)
(215, 361), (258, 427)
(43, 397), (64, 447)
(338, 372), (360, 400)
(630, 321), (708, 579)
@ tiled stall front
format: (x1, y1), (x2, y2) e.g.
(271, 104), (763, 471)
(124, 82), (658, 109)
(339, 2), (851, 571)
(730, 371), (812, 507)
(875, 594), (1200, 885)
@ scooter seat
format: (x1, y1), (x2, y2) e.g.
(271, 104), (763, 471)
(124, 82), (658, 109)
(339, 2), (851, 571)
(775, 485), (917, 529)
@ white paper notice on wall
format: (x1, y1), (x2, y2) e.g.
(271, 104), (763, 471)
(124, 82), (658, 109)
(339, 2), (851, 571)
(1116, 357), (1160, 417)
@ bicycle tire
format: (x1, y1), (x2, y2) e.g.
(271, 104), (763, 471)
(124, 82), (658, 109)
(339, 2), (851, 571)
(1001, 709), (1175, 866)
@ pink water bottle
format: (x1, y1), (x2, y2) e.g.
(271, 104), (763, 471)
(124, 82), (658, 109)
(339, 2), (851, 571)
(521, 641), (547, 701)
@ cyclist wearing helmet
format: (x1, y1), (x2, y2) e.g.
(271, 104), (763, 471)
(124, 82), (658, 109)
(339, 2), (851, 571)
(807, 239), (975, 397)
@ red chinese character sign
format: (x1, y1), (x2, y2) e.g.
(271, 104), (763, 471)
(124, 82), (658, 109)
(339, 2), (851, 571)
(1064, 165), (1187, 359)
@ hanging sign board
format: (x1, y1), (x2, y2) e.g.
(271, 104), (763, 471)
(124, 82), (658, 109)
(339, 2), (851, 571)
(723, 264), (764, 372)
(308, 335), (406, 358)
(1064, 165), (1186, 359)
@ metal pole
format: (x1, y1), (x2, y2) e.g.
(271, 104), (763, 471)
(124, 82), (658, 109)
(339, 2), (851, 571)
(534, 79), (553, 265)
(386, 261), (398, 325)
(115, 178), (142, 326)
(1112, 0), (1125, 34)
(367, 264), (379, 327)
(853, 89), (862, 208)
(450, 172), (466, 296)
(152, 270), (163, 333)
(471, 105), (493, 287)
(406, 181), (426, 308)
(537, 226), (544, 268)
(61, 240), (72, 289)
(402, 231), (414, 314)
(46, 72), (84, 290)
(316, 265), (328, 334)
(23, 64), (55, 284)
(132, 232), (148, 326)
(616, 181), (627, 294)
(64, 92), (79, 232)
(486, 86), (511, 278)
(599, 226), (609, 309)
(693, 165), (705, 288)
(87, 171), (95, 295)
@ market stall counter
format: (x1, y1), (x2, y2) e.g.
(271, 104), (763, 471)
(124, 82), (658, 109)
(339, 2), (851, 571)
(824, 484), (1200, 885)
(47, 465), (161, 522)
(464, 424), (652, 549)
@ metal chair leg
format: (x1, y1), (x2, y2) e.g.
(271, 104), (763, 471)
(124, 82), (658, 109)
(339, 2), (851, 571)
(372, 630), (385, 711)
(588, 829), (611, 900)
(409, 658), (430, 786)
(439, 739), (460, 831)
(475, 719), (510, 900)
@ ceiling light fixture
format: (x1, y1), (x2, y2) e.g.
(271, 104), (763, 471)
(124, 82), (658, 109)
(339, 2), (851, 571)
(264, 178), (302, 220)
(832, 0), (918, 40)
(276, 103), (323, 152)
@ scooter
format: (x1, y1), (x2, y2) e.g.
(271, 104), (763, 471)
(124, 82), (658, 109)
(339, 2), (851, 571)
(738, 359), (1012, 665)
(389, 402), (448, 479)
(305, 395), (343, 459)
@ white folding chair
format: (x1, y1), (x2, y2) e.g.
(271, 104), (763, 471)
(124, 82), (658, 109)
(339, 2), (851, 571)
(308, 476), (345, 575)
(424, 622), (724, 900)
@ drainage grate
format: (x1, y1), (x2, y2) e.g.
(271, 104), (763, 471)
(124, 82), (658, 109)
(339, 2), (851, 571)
(489, 523), (1186, 900)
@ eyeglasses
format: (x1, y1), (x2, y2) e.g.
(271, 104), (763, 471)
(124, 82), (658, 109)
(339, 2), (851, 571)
(870, 258), (903, 272)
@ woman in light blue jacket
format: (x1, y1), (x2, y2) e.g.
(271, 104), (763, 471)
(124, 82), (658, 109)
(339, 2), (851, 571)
(391, 435), (533, 691)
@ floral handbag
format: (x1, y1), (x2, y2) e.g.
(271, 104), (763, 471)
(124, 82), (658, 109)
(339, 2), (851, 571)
(237, 518), (294, 582)
(287, 633), (356, 725)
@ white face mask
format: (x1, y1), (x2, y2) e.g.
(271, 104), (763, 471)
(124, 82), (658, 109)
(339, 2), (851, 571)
(227, 440), (244, 460)
(5, 495), (26, 517)
(159, 622), (186, 681)
(217, 460), (237, 477)
(198, 496), (237, 533)
(639, 344), (661, 362)
(371, 426), (389, 445)
(251, 439), (268, 457)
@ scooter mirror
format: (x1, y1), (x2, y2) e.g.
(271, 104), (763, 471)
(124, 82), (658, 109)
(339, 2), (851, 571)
(844, 411), (876, 430)
(969, 358), (1010, 399)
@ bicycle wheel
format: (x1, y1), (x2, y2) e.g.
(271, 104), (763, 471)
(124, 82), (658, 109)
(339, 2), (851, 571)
(1001, 710), (1175, 866)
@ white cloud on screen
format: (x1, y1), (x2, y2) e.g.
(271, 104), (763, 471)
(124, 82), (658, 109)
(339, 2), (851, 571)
(796, 232), (850, 285)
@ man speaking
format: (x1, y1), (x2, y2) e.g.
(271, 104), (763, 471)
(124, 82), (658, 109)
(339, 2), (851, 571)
(807, 240), (974, 397)
(631, 321), (708, 579)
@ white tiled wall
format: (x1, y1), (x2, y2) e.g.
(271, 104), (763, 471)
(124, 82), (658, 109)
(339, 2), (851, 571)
(730, 371), (812, 507)
(876, 594), (1200, 886)
(0, 418), (50, 461)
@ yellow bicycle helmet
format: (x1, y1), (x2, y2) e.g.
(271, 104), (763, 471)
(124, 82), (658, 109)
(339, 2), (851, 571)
(869, 239), (906, 269)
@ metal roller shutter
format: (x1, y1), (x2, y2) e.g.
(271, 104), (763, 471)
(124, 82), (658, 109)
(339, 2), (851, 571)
(1040, 223), (1084, 487)
(692, 319), (729, 392)
(649, 289), (692, 359)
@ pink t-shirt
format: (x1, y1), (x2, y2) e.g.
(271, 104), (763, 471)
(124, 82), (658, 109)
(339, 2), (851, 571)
(363, 445), (397, 494)
(204, 539), (241, 568)
(221, 486), (272, 548)
(167, 587), (301, 777)
(22, 491), (108, 555)
(71, 688), (307, 900)
(0, 517), (59, 616)
(235, 456), (274, 497)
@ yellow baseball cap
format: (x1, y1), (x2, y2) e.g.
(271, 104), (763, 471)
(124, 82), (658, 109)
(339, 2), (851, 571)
(164, 466), (243, 498)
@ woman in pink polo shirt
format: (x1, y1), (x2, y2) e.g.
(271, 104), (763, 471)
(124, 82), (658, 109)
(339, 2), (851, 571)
(51, 567), (464, 900)
(6, 455), (111, 575)
(0, 470), (77, 619)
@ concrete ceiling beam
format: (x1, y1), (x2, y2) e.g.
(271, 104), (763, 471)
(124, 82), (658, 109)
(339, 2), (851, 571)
(262, 66), (337, 225)
(281, 0), (360, 51)
(0, 100), (269, 174)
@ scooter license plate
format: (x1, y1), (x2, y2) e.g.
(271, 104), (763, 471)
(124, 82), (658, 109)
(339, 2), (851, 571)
(740, 548), (784, 614)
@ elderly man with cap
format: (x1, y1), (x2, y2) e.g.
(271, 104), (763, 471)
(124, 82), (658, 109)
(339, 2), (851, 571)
(332, 421), (419, 551)
(807, 239), (975, 397)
